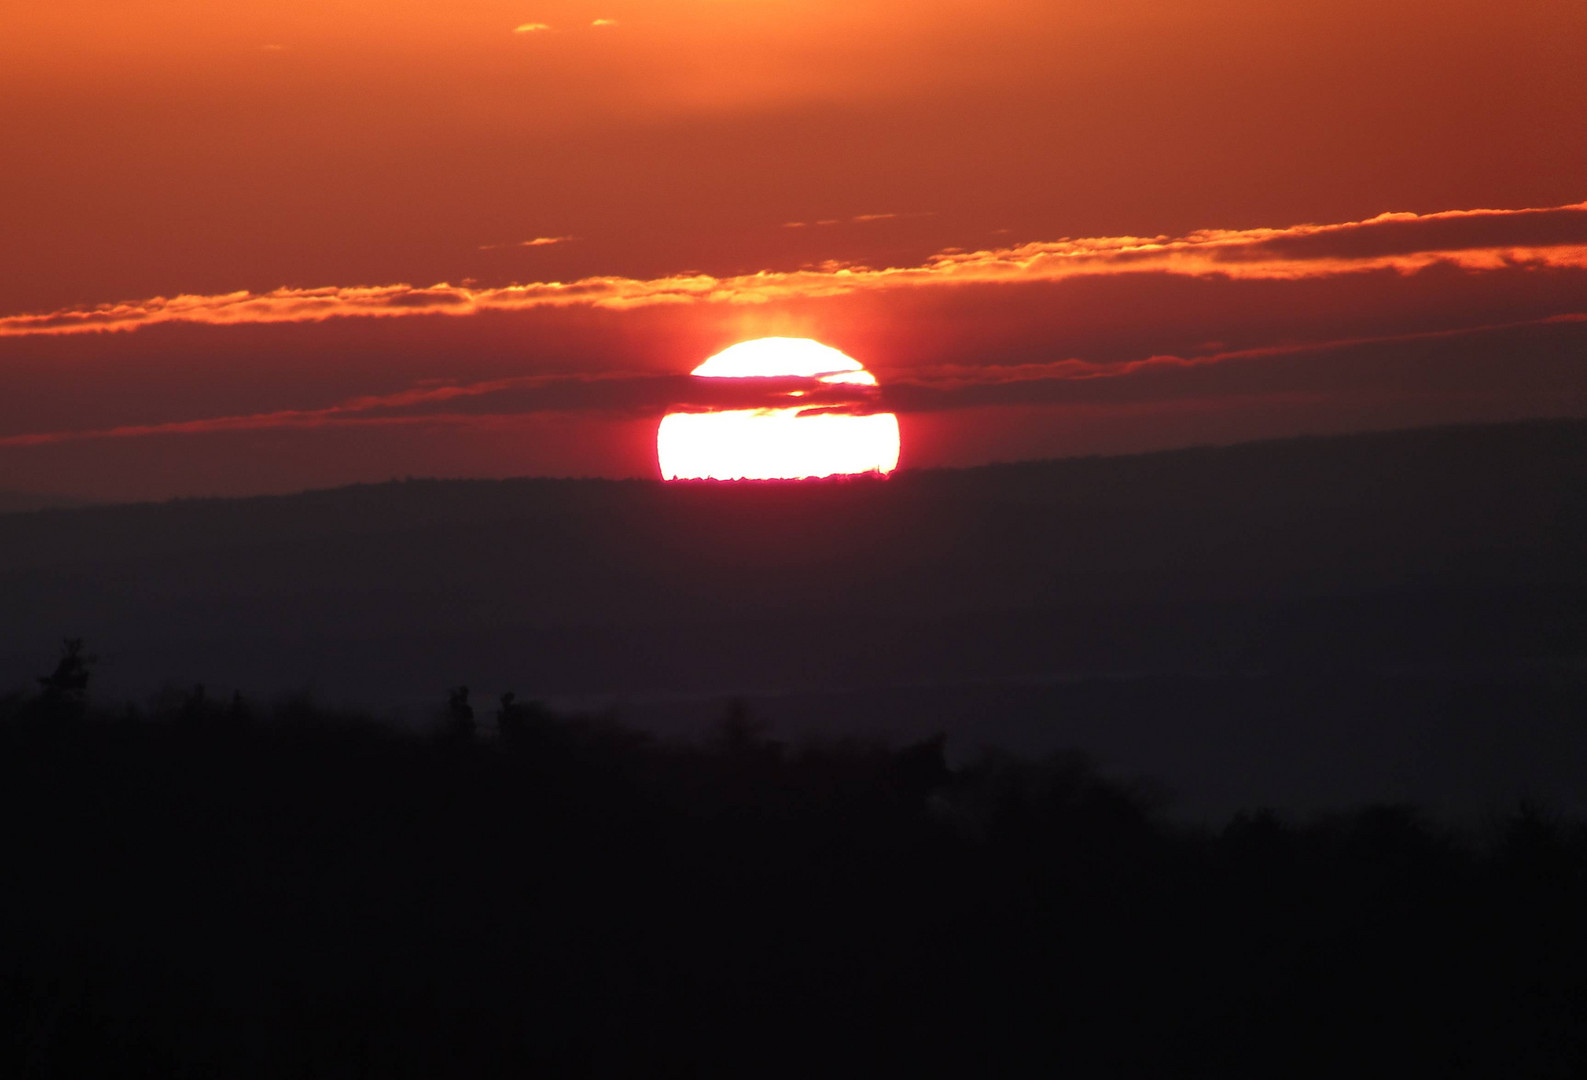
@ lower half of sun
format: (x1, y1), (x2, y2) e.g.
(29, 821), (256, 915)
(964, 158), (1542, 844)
(657, 337), (901, 481)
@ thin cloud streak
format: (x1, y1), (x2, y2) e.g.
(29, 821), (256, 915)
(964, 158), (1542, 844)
(2, 201), (1584, 339)
(883, 313), (1587, 410)
(6, 314), (1579, 449)
(477, 236), (575, 251)
(783, 211), (932, 228)
(0, 372), (652, 448)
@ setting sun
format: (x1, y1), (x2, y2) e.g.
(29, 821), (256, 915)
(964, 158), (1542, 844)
(657, 338), (901, 480)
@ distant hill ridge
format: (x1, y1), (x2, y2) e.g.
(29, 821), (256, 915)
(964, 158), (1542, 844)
(0, 490), (96, 514)
(3, 417), (1584, 821)
(6, 414), (1586, 528)
(0, 417), (1583, 707)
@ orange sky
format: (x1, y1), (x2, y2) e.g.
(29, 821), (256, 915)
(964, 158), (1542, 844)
(2, 0), (1584, 499)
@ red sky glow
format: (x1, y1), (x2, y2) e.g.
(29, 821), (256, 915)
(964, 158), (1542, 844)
(2, 1), (1583, 499)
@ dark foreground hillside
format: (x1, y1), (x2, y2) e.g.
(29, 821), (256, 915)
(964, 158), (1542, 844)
(2, 683), (1585, 1078)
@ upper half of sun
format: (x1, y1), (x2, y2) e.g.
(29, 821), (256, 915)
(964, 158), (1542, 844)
(689, 337), (879, 385)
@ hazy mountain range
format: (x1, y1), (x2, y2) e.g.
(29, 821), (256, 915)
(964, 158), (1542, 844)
(0, 491), (96, 514)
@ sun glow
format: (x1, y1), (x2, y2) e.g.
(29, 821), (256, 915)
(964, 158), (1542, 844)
(657, 338), (900, 480)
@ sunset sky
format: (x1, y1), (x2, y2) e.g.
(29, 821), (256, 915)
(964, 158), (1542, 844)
(4, 0), (1585, 500)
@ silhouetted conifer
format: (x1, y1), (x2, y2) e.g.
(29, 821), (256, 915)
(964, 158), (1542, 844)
(495, 690), (553, 744)
(445, 684), (475, 740)
(715, 697), (776, 759)
(891, 733), (951, 800)
(35, 637), (93, 720)
(178, 683), (207, 726)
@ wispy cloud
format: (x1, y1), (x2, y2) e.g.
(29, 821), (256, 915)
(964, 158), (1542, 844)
(0, 370), (834, 447)
(477, 236), (575, 251)
(0, 372), (654, 448)
(513, 22), (551, 33)
(591, 18), (616, 27)
(785, 211), (932, 228)
(5, 314), (1581, 449)
(4, 201), (1584, 339)
(881, 313), (1587, 411)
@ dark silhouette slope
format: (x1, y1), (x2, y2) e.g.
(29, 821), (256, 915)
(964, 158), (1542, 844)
(1, 691), (1584, 1077)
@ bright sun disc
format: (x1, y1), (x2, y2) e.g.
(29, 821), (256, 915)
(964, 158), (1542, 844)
(657, 338), (900, 480)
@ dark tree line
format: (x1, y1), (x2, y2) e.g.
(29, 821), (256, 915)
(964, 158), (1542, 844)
(0, 641), (1584, 1077)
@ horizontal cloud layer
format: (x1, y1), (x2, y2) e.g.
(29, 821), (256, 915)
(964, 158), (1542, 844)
(4, 201), (1584, 339)
(7, 313), (1580, 450)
